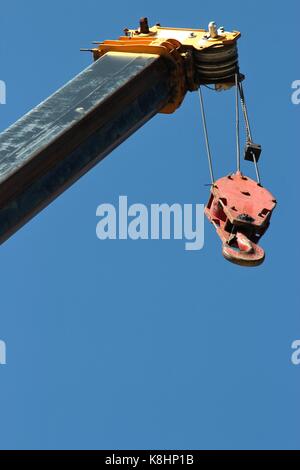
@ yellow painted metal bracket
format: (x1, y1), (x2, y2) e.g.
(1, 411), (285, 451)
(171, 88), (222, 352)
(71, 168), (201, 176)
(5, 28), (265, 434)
(87, 18), (242, 114)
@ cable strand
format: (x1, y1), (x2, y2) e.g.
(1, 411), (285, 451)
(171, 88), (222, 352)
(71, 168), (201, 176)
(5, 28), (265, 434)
(238, 81), (261, 184)
(198, 87), (215, 184)
(235, 74), (241, 173)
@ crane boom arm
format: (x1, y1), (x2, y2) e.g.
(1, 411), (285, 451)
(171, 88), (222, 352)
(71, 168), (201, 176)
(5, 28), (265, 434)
(0, 51), (173, 243)
(0, 18), (241, 244)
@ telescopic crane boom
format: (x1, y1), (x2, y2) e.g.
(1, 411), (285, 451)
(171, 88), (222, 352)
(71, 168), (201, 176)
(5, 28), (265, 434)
(0, 18), (276, 265)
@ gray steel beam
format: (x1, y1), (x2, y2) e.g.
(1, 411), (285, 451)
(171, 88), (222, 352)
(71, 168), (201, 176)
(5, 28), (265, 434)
(0, 51), (174, 243)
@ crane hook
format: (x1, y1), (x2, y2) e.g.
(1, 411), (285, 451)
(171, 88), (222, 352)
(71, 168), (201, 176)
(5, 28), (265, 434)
(205, 172), (276, 267)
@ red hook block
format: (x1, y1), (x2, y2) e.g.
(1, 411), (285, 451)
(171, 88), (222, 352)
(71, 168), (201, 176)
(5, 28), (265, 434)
(205, 171), (276, 267)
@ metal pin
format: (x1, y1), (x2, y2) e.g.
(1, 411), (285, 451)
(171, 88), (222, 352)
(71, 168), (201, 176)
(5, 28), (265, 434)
(208, 21), (218, 38)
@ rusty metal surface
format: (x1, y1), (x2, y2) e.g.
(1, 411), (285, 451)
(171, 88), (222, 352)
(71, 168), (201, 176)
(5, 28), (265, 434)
(205, 172), (277, 266)
(0, 52), (172, 243)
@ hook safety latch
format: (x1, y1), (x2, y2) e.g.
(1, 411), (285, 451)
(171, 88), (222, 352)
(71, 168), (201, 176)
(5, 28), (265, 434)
(222, 231), (265, 267)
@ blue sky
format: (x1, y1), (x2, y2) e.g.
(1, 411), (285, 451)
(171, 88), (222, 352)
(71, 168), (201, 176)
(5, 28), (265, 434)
(0, 0), (299, 450)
